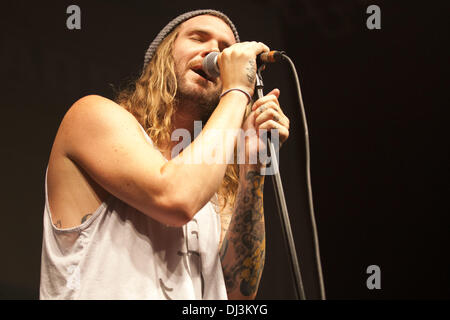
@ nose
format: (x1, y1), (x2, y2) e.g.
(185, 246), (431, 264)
(200, 40), (220, 58)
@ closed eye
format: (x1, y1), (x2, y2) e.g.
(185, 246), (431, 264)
(190, 36), (203, 42)
(187, 29), (232, 51)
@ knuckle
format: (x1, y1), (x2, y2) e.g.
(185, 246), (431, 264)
(267, 94), (277, 103)
(222, 47), (231, 56)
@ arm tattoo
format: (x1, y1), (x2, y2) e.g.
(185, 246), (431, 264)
(246, 60), (256, 85)
(219, 170), (265, 298)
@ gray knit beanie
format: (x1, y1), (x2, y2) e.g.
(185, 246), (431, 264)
(143, 9), (240, 71)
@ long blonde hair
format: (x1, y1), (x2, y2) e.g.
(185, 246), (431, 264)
(115, 27), (240, 211)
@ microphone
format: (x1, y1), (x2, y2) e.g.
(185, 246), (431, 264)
(202, 50), (284, 79)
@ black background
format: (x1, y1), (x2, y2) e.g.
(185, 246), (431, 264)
(0, 0), (448, 299)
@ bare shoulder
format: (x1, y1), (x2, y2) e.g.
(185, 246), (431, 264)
(63, 95), (135, 129)
(69, 94), (123, 111)
(58, 95), (141, 154)
(48, 93), (179, 225)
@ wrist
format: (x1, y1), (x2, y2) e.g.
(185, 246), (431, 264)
(220, 88), (252, 105)
(239, 162), (266, 177)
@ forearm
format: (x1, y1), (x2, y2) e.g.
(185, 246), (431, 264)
(219, 164), (266, 299)
(161, 91), (248, 217)
(160, 40), (268, 219)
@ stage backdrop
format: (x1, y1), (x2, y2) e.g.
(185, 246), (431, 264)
(0, 0), (448, 299)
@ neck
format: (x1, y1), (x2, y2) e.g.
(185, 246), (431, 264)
(161, 100), (209, 160)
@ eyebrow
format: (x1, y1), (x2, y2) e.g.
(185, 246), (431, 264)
(187, 28), (233, 49)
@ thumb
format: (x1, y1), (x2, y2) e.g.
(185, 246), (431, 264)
(267, 88), (280, 99)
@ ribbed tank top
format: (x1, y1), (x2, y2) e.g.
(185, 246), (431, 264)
(39, 125), (227, 300)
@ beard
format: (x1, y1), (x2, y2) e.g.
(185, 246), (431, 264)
(174, 69), (221, 122)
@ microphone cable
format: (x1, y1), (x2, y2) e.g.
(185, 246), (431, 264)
(281, 53), (327, 300)
(204, 49), (326, 299)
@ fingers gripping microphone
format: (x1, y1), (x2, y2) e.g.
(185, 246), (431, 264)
(202, 51), (284, 79)
(202, 52), (221, 78)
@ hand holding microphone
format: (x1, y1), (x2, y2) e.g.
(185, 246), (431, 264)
(203, 50), (285, 79)
(204, 42), (270, 97)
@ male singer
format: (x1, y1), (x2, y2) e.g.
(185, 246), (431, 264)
(40, 9), (290, 299)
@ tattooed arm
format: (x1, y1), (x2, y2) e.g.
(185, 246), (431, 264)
(219, 164), (265, 300)
(218, 85), (290, 299)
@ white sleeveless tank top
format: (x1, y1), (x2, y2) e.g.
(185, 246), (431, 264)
(39, 125), (227, 300)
